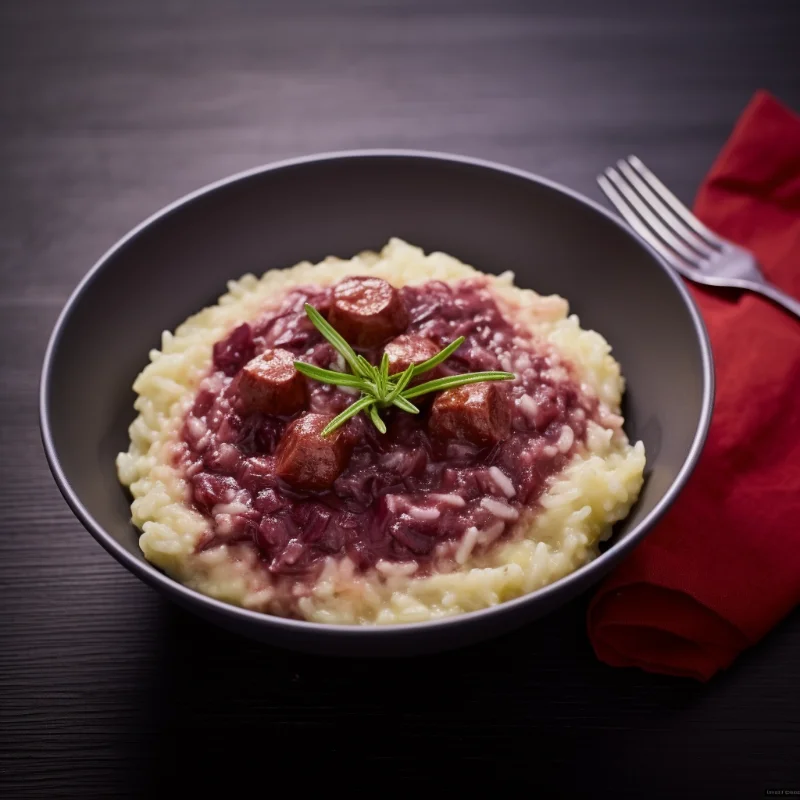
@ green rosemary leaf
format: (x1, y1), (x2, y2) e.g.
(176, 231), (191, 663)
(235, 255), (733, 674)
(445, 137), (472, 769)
(321, 395), (375, 436)
(294, 361), (368, 389)
(360, 379), (382, 399)
(401, 371), (515, 400)
(384, 364), (415, 403)
(392, 395), (420, 414)
(379, 353), (389, 389)
(357, 354), (375, 379)
(407, 336), (466, 378)
(367, 404), (387, 434)
(304, 304), (365, 377)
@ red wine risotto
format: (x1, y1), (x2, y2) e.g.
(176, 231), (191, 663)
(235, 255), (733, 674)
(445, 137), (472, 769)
(117, 239), (645, 624)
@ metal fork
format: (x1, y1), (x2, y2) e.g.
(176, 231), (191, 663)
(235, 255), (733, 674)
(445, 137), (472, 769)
(598, 155), (800, 319)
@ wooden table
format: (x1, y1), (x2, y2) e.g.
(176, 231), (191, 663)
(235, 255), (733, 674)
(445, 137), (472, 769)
(2, 1), (798, 796)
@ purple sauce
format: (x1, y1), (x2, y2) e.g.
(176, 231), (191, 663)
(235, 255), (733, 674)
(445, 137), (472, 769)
(179, 279), (598, 579)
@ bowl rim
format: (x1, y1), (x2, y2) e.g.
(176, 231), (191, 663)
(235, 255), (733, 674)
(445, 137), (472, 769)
(39, 148), (714, 640)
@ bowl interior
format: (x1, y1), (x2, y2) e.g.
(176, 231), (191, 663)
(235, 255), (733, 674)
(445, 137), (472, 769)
(42, 152), (709, 635)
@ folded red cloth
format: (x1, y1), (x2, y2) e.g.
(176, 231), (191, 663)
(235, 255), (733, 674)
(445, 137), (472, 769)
(587, 91), (800, 681)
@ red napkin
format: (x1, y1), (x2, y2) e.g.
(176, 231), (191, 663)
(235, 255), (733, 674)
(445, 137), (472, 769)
(587, 91), (800, 681)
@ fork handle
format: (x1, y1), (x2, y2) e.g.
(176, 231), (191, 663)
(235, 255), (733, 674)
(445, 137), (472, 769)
(753, 283), (800, 320)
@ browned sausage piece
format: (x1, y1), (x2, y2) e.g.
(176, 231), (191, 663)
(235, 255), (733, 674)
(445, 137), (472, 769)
(235, 348), (307, 416)
(328, 277), (408, 347)
(275, 413), (353, 491)
(385, 334), (441, 381)
(429, 382), (511, 447)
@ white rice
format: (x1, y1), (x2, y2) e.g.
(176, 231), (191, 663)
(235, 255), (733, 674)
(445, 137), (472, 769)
(477, 520), (506, 546)
(455, 527), (481, 565)
(480, 497), (520, 521)
(556, 426), (575, 453)
(488, 466), (516, 498)
(428, 493), (467, 508)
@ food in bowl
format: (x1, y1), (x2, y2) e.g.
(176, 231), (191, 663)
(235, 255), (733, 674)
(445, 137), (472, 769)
(116, 238), (645, 624)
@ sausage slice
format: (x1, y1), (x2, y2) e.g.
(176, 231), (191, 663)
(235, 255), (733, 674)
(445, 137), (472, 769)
(328, 277), (408, 347)
(275, 413), (353, 491)
(385, 334), (441, 381)
(429, 382), (511, 447)
(235, 348), (307, 416)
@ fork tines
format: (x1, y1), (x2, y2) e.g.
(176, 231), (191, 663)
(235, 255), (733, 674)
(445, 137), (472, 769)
(597, 155), (726, 273)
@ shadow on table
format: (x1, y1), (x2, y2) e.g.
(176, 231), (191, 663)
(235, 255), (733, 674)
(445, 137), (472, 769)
(136, 591), (710, 794)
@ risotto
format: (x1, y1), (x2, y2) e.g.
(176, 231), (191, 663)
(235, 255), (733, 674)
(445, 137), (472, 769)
(116, 239), (645, 624)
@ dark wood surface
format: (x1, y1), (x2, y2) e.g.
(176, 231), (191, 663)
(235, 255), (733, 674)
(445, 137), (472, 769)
(2, 1), (799, 796)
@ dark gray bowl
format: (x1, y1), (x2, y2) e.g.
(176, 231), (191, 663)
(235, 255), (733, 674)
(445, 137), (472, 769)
(40, 151), (713, 656)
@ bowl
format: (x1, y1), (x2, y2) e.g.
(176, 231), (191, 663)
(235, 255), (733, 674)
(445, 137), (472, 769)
(40, 150), (713, 656)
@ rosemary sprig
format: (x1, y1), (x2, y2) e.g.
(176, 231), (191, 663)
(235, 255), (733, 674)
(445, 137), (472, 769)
(294, 303), (514, 435)
(401, 371), (518, 400)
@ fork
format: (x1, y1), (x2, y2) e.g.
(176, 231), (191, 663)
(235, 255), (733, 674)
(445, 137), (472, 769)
(598, 155), (800, 319)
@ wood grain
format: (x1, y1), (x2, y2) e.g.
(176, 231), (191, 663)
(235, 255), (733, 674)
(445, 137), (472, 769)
(1, 0), (799, 796)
